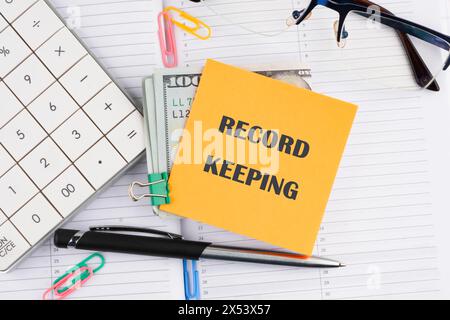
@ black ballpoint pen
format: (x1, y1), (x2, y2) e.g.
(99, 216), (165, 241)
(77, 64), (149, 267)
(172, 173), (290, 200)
(54, 226), (345, 268)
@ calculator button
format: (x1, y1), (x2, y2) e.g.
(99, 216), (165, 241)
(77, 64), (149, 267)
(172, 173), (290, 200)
(0, 26), (32, 78)
(51, 110), (102, 161)
(0, 144), (14, 177)
(0, 221), (31, 272)
(20, 138), (70, 189)
(11, 194), (62, 245)
(27, 82), (78, 133)
(60, 55), (111, 106)
(36, 27), (87, 78)
(0, 211), (6, 225)
(12, 0), (63, 50)
(76, 138), (126, 189)
(0, 81), (23, 128)
(0, 15), (7, 32)
(0, 165), (38, 217)
(107, 110), (145, 162)
(83, 83), (136, 134)
(0, 0), (36, 23)
(4, 54), (55, 105)
(43, 166), (94, 217)
(0, 109), (46, 160)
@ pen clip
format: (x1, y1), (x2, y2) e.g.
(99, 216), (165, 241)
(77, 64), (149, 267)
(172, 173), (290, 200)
(89, 225), (183, 240)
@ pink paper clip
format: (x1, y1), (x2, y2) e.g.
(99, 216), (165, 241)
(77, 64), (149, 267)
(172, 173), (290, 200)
(42, 266), (94, 300)
(158, 11), (178, 68)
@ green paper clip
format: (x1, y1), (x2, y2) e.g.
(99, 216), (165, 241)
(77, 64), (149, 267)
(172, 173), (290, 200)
(128, 172), (171, 206)
(53, 252), (106, 294)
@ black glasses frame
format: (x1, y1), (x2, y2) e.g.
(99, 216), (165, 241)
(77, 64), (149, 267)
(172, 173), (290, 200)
(294, 0), (450, 91)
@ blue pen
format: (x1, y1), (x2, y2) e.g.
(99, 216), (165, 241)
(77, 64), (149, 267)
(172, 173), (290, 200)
(183, 260), (200, 300)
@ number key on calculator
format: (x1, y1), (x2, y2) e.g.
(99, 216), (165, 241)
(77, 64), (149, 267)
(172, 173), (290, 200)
(0, 0), (145, 272)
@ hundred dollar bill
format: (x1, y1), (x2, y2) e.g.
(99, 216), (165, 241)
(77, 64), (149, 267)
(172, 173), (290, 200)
(140, 66), (311, 215)
(145, 66), (312, 174)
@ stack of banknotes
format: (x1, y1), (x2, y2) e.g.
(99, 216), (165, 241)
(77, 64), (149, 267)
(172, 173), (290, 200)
(141, 66), (312, 216)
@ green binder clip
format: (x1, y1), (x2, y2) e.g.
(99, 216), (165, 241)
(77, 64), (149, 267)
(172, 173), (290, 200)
(128, 172), (170, 206)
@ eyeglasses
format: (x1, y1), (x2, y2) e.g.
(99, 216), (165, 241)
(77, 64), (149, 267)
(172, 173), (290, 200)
(292, 0), (450, 91)
(188, 0), (450, 91)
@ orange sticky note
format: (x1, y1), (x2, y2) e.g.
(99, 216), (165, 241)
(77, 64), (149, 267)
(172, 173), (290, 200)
(161, 60), (357, 255)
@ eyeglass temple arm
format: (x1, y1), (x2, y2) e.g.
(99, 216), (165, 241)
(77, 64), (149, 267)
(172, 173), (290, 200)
(352, 0), (440, 91)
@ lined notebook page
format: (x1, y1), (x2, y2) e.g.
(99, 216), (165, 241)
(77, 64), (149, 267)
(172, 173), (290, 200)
(168, 0), (302, 69)
(176, 0), (450, 299)
(0, 0), (185, 300)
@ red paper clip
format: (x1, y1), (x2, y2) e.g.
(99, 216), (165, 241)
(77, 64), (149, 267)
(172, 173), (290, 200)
(42, 266), (94, 300)
(158, 11), (178, 68)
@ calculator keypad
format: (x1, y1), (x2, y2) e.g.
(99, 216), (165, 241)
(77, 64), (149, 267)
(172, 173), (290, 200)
(0, 1), (36, 22)
(60, 55), (111, 106)
(11, 194), (62, 245)
(0, 0), (145, 271)
(83, 83), (136, 134)
(0, 211), (6, 226)
(0, 165), (38, 217)
(75, 138), (126, 189)
(0, 109), (47, 160)
(0, 82), (23, 128)
(0, 145), (14, 177)
(51, 110), (103, 161)
(0, 221), (31, 272)
(43, 166), (94, 217)
(27, 82), (78, 133)
(0, 13), (7, 32)
(4, 54), (55, 105)
(108, 110), (145, 162)
(36, 27), (87, 78)
(20, 137), (70, 189)
(12, 0), (63, 50)
(0, 26), (31, 78)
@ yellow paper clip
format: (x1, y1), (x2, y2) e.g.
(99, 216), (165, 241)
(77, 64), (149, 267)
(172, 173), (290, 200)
(164, 6), (211, 40)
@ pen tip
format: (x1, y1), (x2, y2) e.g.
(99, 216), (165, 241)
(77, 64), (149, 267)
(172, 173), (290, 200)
(339, 263), (346, 267)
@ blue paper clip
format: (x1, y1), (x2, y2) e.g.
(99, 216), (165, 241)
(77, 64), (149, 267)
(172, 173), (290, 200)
(183, 260), (200, 300)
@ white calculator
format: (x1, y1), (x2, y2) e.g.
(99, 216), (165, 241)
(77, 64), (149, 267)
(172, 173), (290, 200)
(0, 0), (145, 272)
